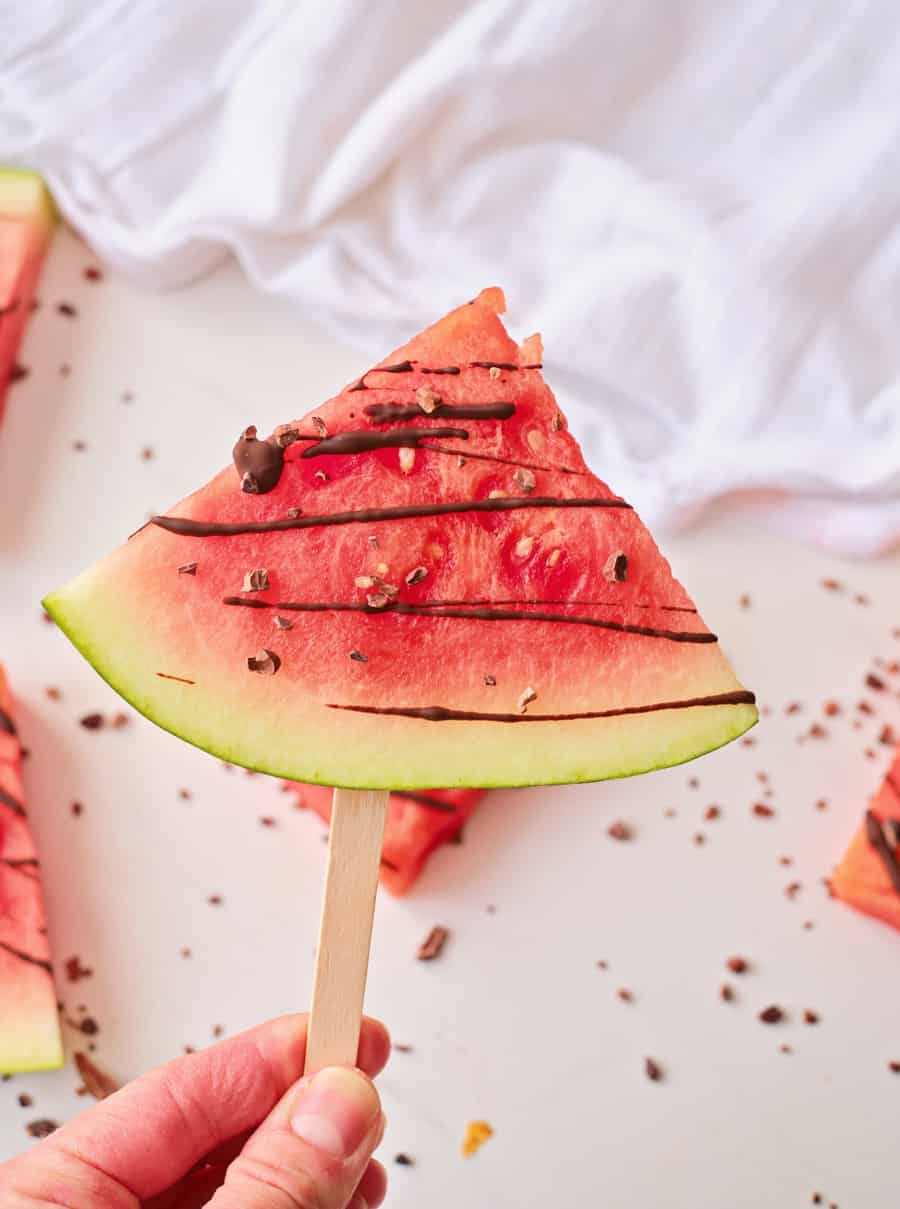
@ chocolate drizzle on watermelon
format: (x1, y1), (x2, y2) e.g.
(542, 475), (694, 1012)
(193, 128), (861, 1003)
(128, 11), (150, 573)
(0, 940), (52, 976)
(301, 427), (469, 458)
(330, 689), (756, 724)
(0, 786), (26, 817)
(0, 857), (39, 880)
(865, 810), (900, 897)
(393, 791), (458, 813)
(152, 495), (632, 537)
(363, 401), (516, 423)
(232, 427), (285, 494)
(221, 596), (716, 644)
(0, 706), (17, 736)
(348, 358), (540, 391)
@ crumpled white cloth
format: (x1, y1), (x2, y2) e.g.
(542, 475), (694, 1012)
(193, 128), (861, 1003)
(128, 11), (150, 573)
(1, 0), (899, 556)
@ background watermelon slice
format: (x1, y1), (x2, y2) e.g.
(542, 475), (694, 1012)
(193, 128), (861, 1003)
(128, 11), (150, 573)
(0, 168), (56, 418)
(288, 783), (485, 894)
(831, 748), (900, 932)
(0, 666), (63, 1073)
(45, 287), (756, 788)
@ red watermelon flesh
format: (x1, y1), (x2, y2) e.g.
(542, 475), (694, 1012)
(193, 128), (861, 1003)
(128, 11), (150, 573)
(288, 782), (484, 895)
(0, 666), (63, 1072)
(44, 287), (757, 788)
(0, 169), (56, 417)
(831, 749), (900, 932)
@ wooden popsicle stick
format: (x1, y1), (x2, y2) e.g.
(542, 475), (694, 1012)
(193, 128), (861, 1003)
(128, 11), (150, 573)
(305, 787), (389, 1074)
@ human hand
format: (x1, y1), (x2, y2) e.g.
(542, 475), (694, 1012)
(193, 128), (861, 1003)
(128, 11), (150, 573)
(0, 1013), (390, 1209)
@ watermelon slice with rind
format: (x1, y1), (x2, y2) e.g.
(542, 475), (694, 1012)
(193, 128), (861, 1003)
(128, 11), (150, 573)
(0, 168), (56, 416)
(288, 782), (484, 895)
(44, 288), (757, 788)
(0, 666), (63, 1073)
(832, 749), (900, 932)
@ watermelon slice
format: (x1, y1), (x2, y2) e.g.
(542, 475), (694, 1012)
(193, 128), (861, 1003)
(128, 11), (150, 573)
(289, 783), (485, 894)
(831, 749), (900, 932)
(44, 288), (757, 788)
(0, 666), (63, 1072)
(0, 168), (56, 417)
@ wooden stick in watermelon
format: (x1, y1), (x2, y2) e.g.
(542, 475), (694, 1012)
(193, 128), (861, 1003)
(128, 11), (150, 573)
(44, 287), (757, 1063)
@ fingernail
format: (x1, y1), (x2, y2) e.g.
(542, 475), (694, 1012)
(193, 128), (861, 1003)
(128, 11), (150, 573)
(290, 1066), (380, 1157)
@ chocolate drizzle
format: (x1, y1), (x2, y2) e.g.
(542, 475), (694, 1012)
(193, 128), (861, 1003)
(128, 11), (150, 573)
(394, 791), (457, 814)
(0, 786), (26, 817)
(0, 706), (17, 736)
(222, 596), (714, 642)
(152, 495), (632, 538)
(232, 427), (285, 494)
(865, 810), (900, 896)
(347, 358), (539, 391)
(301, 427), (469, 458)
(364, 401), (516, 423)
(413, 598), (698, 614)
(329, 689), (757, 723)
(0, 939), (52, 976)
(1, 857), (39, 881)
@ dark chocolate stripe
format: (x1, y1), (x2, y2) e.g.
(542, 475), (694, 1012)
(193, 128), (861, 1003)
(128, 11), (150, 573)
(0, 939), (52, 975)
(381, 856), (401, 872)
(415, 598), (698, 614)
(421, 366), (460, 375)
(153, 495), (632, 538)
(222, 596), (714, 643)
(301, 427), (468, 458)
(364, 401), (515, 423)
(418, 443), (583, 476)
(0, 706), (17, 737)
(471, 360), (519, 371)
(329, 689), (757, 723)
(0, 785), (26, 817)
(865, 810), (900, 896)
(393, 791), (457, 814)
(347, 359), (539, 391)
(1, 857), (39, 881)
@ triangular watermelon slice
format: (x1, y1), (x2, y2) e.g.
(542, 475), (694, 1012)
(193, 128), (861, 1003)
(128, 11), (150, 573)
(44, 288), (756, 787)
(831, 749), (900, 932)
(0, 168), (56, 417)
(288, 782), (484, 895)
(0, 666), (63, 1072)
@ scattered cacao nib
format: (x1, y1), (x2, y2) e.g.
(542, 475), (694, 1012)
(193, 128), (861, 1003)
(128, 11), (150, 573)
(823, 701), (841, 717)
(785, 702), (803, 715)
(808, 722), (827, 739)
(273, 616), (294, 631)
(778, 856), (793, 867)
(813, 1195), (823, 1204)
(79, 1016), (99, 1036)
(726, 956), (749, 974)
(10, 362), (29, 384)
(26, 1118), (59, 1138)
(595, 960), (608, 970)
(720, 983), (735, 1002)
(247, 649), (281, 675)
(178, 788), (191, 801)
(394, 1043), (414, 1054)
(693, 832), (706, 846)
(687, 777), (700, 789)
(83, 266), (104, 282)
(803, 1010), (820, 1025)
(17, 1093), (33, 1107)
(207, 894), (223, 906)
(395, 1152), (415, 1166)
(79, 713), (104, 730)
(513, 466), (536, 494)
(310, 415), (328, 437)
(820, 578), (843, 592)
(704, 805), (721, 821)
(785, 882), (802, 900)
(644, 1058), (664, 1083)
(738, 593), (751, 609)
(212, 1024), (225, 1039)
(180, 947), (192, 959)
(603, 550), (628, 583)
(866, 673), (886, 692)
(416, 925), (449, 961)
(120, 390), (133, 402)
(259, 816), (276, 827)
(815, 798), (828, 811)
(857, 700), (874, 714)
(56, 302), (78, 317)
(616, 987), (634, 1003)
(752, 802), (775, 818)
(286, 507), (302, 519)
(75, 1052), (119, 1100)
(140, 446), (154, 461)
(64, 955), (93, 983)
(71, 439), (87, 451)
(780, 1044), (793, 1054)
(607, 820), (632, 842)
(855, 592), (870, 606)
(45, 685), (62, 701)
(242, 568), (269, 593)
(177, 562), (197, 576)
(888, 1061), (900, 1074)
(759, 1005), (784, 1025)
(483, 674), (496, 686)
(71, 801), (84, 817)
(110, 712), (129, 729)
(349, 650), (368, 663)
(405, 566), (428, 586)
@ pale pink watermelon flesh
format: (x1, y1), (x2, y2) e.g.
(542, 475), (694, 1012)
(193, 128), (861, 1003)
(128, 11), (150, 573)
(831, 748), (900, 932)
(0, 169), (56, 416)
(45, 288), (757, 788)
(0, 667), (63, 1073)
(288, 783), (485, 894)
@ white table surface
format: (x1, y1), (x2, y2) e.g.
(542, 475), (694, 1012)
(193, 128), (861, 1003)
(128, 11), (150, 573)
(1, 229), (899, 1209)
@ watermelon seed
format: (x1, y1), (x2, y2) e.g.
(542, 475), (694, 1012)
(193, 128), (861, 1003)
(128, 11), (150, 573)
(350, 650), (368, 663)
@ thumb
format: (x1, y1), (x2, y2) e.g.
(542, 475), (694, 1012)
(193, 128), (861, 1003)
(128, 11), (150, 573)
(208, 1065), (384, 1209)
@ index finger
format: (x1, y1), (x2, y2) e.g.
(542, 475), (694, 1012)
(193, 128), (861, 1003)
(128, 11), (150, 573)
(43, 1013), (390, 1202)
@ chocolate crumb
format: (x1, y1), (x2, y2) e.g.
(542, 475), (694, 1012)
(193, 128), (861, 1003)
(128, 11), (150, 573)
(644, 1057), (664, 1083)
(808, 722), (827, 739)
(803, 1010), (820, 1025)
(349, 650), (368, 663)
(687, 777), (700, 789)
(803, 920), (815, 930)
(75, 1052), (119, 1100)
(752, 802), (775, 818)
(56, 302), (77, 318)
(178, 562), (197, 576)
(785, 882), (802, 900)
(64, 955), (93, 983)
(72, 439), (88, 452)
(417, 925), (449, 961)
(879, 724), (896, 746)
(110, 712), (129, 729)
(79, 713), (104, 731)
(855, 592), (870, 606)
(247, 649), (281, 675)
(785, 701), (803, 715)
(720, 983), (735, 1002)
(813, 1194), (823, 1204)
(759, 1005), (784, 1025)
(726, 956), (749, 974)
(395, 1153), (415, 1166)
(120, 390), (133, 402)
(177, 788), (191, 801)
(595, 960), (608, 970)
(17, 1093), (32, 1107)
(603, 550), (628, 583)
(607, 820), (633, 842)
(815, 798), (828, 811)
(405, 566), (428, 586)
(857, 700), (874, 714)
(780, 1044), (793, 1054)
(212, 1024), (225, 1039)
(26, 1118), (59, 1139)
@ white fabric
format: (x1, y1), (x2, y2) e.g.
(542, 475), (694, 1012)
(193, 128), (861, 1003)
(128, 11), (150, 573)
(1, 0), (899, 556)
